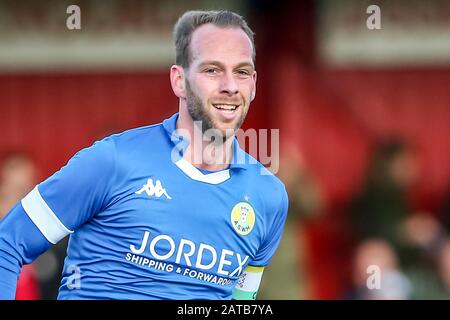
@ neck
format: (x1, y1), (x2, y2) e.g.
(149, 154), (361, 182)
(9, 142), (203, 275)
(176, 107), (234, 171)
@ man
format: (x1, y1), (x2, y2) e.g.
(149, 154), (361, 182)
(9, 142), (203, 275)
(0, 10), (288, 300)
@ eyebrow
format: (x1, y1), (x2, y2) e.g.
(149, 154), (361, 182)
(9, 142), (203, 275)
(198, 60), (255, 70)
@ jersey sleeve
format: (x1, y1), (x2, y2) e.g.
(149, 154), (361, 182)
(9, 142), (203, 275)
(0, 138), (117, 299)
(0, 203), (52, 299)
(21, 137), (117, 244)
(251, 187), (289, 267)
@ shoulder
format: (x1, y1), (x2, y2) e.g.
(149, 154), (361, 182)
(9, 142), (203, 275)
(94, 122), (170, 159)
(243, 154), (288, 208)
(70, 122), (166, 171)
(244, 153), (286, 190)
(104, 122), (165, 147)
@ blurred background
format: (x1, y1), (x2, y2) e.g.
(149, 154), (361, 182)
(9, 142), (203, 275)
(0, 0), (449, 300)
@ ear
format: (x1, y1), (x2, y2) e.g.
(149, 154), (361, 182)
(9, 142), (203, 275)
(170, 65), (186, 99)
(250, 71), (257, 101)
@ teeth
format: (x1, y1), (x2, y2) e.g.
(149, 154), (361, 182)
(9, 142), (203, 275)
(214, 104), (238, 111)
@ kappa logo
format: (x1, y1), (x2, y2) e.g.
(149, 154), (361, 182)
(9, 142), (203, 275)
(135, 178), (172, 199)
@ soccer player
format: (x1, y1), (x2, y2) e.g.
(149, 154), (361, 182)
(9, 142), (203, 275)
(0, 10), (288, 299)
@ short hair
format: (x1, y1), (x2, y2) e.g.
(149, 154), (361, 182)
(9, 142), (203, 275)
(173, 10), (255, 68)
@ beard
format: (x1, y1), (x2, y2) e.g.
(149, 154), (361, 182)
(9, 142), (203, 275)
(185, 79), (247, 143)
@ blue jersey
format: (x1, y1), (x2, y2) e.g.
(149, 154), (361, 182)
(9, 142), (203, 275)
(0, 113), (288, 299)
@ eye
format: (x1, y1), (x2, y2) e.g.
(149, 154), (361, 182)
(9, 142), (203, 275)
(204, 68), (219, 75)
(236, 69), (251, 77)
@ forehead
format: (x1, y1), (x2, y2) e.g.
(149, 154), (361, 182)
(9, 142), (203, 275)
(190, 24), (254, 67)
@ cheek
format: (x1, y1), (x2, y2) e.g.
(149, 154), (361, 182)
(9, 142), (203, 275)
(190, 79), (207, 102)
(193, 78), (217, 101)
(242, 78), (255, 93)
(194, 73), (215, 88)
(241, 83), (255, 102)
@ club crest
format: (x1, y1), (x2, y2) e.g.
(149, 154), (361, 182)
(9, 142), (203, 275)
(230, 202), (256, 236)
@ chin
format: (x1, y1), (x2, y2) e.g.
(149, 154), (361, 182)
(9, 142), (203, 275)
(217, 122), (240, 134)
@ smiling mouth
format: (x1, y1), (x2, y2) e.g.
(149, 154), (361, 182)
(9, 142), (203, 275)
(212, 104), (240, 113)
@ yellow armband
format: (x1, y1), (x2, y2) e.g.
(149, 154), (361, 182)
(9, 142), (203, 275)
(232, 266), (265, 300)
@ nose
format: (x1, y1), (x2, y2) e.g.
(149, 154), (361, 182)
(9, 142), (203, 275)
(219, 72), (239, 96)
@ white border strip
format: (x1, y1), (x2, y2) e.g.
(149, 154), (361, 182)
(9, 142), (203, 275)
(175, 158), (230, 185)
(21, 186), (73, 244)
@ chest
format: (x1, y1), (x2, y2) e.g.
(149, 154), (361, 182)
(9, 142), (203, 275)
(96, 161), (267, 274)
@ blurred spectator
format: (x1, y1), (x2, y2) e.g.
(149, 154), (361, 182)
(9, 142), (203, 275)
(0, 151), (37, 215)
(401, 212), (444, 254)
(33, 236), (68, 299)
(399, 211), (450, 299)
(405, 236), (450, 299)
(277, 147), (323, 221)
(0, 151), (41, 300)
(258, 147), (323, 299)
(350, 140), (418, 257)
(347, 139), (450, 299)
(440, 188), (450, 233)
(437, 239), (450, 293)
(347, 239), (412, 300)
(346, 140), (423, 299)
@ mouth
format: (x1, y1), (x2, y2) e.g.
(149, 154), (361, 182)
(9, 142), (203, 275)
(212, 103), (240, 114)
